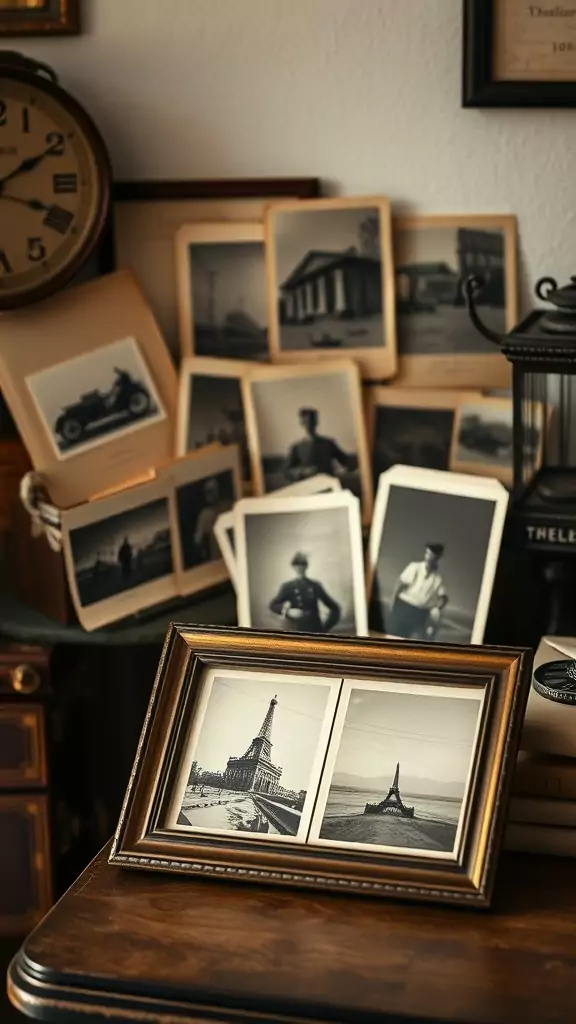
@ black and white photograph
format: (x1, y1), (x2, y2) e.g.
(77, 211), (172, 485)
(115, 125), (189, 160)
(167, 668), (340, 842)
(266, 197), (396, 379)
(214, 473), (342, 592)
(367, 466), (508, 644)
(368, 388), (478, 481)
(176, 223), (268, 361)
(176, 357), (251, 483)
(243, 361), (372, 519)
(235, 491), (367, 636)
(451, 396), (544, 486)
(172, 445), (242, 594)
(25, 336), (165, 460)
(67, 496), (173, 610)
(310, 679), (484, 859)
(393, 216), (517, 388)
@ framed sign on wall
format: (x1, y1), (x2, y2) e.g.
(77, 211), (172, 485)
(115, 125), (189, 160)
(463, 0), (576, 107)
(0, 1), (79, 37)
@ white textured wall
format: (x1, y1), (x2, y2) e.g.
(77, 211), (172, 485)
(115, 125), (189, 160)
(23, 0), (576, 303)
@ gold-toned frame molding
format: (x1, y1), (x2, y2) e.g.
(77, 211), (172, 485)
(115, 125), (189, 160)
(265, 196), (397, 381)
(110, 625), (532, 908)
(0, 1), (79, 36)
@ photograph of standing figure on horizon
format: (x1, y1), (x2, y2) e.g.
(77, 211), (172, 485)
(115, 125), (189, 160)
(168, 671), (339, 843)
(310, 680), (484, 859)
(69, 498), (173, 608)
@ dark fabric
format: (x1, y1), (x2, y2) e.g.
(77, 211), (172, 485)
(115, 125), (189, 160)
(283, 435), (351, 479)
(269, 577), (341, 633)
(389, 597), (429, 639)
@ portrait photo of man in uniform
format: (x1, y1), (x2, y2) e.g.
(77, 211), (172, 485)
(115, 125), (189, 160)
(368, 467), (508, 645)
(245, 363), (372, 516)
(269, 551), (341, 633)
(236, 491), (367, 637)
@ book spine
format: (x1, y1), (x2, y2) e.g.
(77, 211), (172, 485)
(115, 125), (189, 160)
(505, 822), (576, 857)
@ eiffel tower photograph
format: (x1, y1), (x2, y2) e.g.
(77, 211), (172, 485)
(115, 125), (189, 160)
(171, 671), (337, 841)
(313, 680), (484, 857)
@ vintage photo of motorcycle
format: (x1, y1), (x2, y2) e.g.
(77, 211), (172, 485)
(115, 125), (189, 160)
(25, 336), (166, 459)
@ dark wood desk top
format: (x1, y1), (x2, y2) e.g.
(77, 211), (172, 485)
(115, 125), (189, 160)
(8, 843), (576, 1024)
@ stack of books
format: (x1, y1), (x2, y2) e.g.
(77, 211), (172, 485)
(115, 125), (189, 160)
(505, 636), (576, 856)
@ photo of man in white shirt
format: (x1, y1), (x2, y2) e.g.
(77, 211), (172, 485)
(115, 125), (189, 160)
(389, 543), (448, 639)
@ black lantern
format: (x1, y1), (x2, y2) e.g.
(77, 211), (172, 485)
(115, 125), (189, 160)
(465, 273), (576, 638)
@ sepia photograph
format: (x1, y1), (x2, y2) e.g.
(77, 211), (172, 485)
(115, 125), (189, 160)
(167, 667), (340, 842)
(172, 445), (242, 594)
(214, 472), (342, 592)
(266, 197), (396, 379)
(243, 361), (372, 519)
(367, 466), (508, 644)
(451, 396), (544, 486)
(310, 678), (484, 859)
(25, 336), (165, 460)
(176, 357), (251, 484)
(368, 388), (480, 482)
(393, 215), (517, 388)
(176, 222), (268, 361)
(235, 491), (367, 636)
(67, 496), (173, 609)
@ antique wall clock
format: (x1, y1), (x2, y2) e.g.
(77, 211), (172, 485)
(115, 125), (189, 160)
(0, 50), (111, 310)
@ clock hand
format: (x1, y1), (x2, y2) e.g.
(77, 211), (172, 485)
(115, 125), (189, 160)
(0, 147), (53, 192)
(0, 193), (50, 212)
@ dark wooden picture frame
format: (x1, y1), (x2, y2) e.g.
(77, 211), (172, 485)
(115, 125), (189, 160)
(462, 0), (576, 108)
(0, 1), (79, 37)
(111, 625), (532, 908)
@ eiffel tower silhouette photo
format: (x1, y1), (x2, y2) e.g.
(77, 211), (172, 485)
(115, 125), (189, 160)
(364, 762), (415, 818)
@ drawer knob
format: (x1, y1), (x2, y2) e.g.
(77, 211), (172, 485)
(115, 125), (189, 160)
(11, 664), (41, 694)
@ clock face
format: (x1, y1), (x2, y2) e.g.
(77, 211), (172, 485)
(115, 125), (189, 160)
(0, 69), (110, 309)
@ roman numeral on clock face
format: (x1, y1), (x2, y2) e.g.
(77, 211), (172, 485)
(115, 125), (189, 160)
(53, 172), (78, 194)
(43, 205), (74, 235)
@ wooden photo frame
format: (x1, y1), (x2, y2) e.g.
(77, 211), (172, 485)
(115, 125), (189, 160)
(176, 356), (252, 488)
(242, 360), (373, 522)
(366, 387), (483, 484)
(393, 215), (517, 390)
(104, 178), (321, 360)
(176, 222), (268, 362)
(463, 0), (576, 108)
(265, 196), (397, 380)
(110, 625), (532, 908)
(367, 465), (509, 644)
(0, 0), (79, 36)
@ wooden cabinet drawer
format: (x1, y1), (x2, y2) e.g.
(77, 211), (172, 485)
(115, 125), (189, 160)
(0, 794), (52, 936)
(0, 705), (46, 788)
(0, 645), (50, 697)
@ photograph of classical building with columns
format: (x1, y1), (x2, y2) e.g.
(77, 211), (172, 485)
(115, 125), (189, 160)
(169, 670), (339, 842)
(266, 198), (396, 378)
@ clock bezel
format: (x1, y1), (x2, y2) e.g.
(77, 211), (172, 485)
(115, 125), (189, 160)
(0, 63), (111, 311)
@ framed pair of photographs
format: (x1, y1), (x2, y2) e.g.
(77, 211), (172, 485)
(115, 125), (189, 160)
(111, 625), (532, 908)
(175, 197), (398, 381)
(61, 444), (241, 630)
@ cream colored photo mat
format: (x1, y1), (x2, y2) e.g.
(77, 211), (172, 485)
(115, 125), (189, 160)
(164, 666), (342, 845)
(214, 473), (343, 591)
(175, 222), (267, 360)
(234, 489), (368, 636)
(242, 359), (373, 523)
(265, 196), (397, 381)
(366, 465), (510, 646)
(393, 214), (517, 390)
